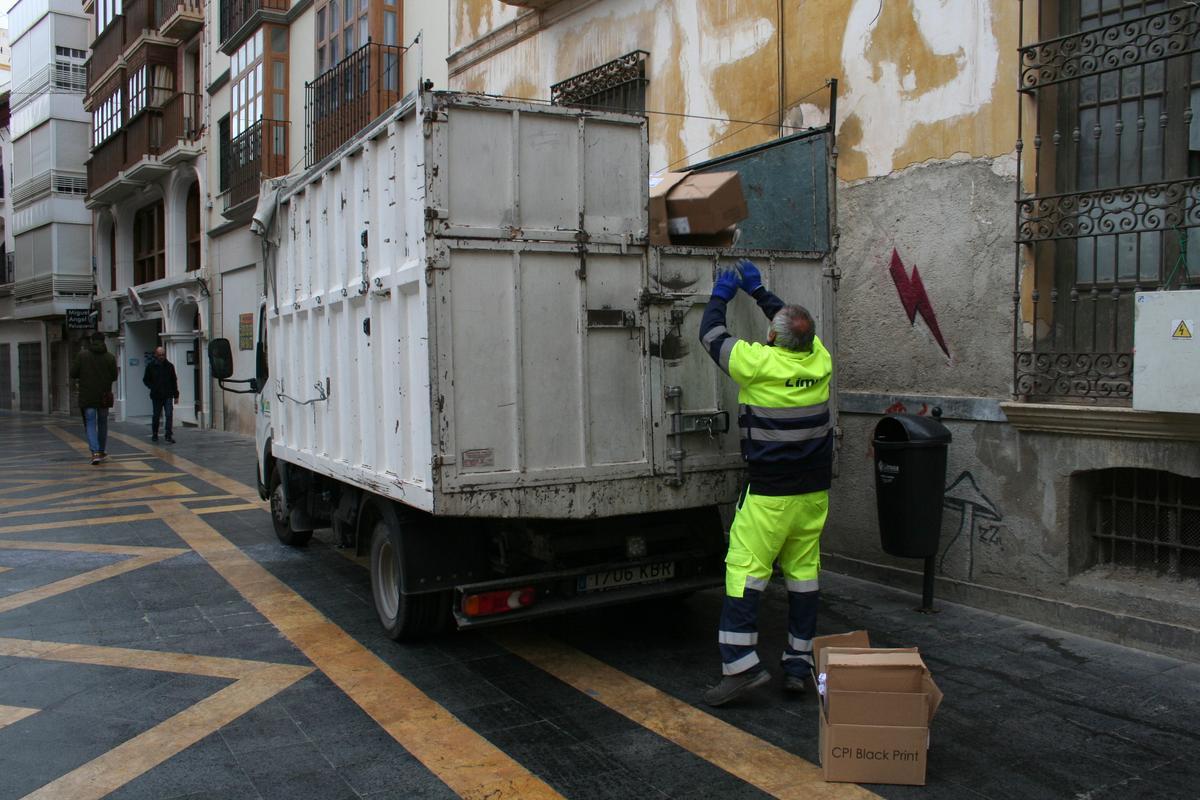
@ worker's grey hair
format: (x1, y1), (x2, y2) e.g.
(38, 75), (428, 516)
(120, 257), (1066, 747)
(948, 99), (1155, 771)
(771, 305), (816, 352)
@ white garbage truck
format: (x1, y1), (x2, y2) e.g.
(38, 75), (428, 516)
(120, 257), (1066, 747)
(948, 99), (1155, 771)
(208, 90), (838, 638)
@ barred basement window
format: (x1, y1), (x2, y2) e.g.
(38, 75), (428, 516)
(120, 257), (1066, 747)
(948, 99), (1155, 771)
(551, 50), (648, 115)
(1088, 468), (1200, 580)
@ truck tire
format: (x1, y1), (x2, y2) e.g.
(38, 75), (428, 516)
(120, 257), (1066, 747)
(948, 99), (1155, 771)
(369, 520), (448, 639)
(269, 466), (313, 547)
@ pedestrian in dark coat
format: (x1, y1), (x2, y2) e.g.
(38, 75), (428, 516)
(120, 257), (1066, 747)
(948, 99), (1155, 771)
(70, 332), (118, 465)
(143, 346), (179, 443)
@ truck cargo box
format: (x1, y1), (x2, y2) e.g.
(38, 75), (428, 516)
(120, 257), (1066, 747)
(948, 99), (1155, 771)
(266, 91), (836, 520)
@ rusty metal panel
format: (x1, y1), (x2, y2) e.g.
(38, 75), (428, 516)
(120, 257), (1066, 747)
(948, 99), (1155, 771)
(689, 129), (831, 254)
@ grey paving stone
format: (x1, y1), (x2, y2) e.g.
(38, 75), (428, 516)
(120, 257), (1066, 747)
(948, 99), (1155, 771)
(235, 742), (358, 800)
(219, 701), (309, 756)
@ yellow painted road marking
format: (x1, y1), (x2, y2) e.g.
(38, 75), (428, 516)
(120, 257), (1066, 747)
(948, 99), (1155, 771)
(0, 638), (312, 800)
(193, 502), (263, 515)
(0, 494), (240, 520)
(0, 511), (161, 534)
(149, 500), (561, 800)
(0, 474), (168, 511)
(0, 541), (186, 614)
(497, 632), (879, 800)
(0, 704), (39, 731)
(110, 432), (265, 505)
(46, 424), (94, 455)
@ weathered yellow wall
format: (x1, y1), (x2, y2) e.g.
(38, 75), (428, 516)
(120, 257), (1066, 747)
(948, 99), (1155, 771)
(450, 0), (1018, 181)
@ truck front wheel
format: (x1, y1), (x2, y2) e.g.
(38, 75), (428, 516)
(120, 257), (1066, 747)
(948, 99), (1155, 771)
(269, 466), (313, 547)
(369, 520), (448, 639)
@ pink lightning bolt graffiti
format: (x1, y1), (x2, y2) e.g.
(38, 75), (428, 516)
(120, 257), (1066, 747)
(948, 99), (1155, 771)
(888, 249), (950, 358)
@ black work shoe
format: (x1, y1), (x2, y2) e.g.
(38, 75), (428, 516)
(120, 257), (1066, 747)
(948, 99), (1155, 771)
(165, 435), (175, 444)
(151, 434), (158, 442)
(783, 675), (807, 695)
(703, 668), (771, 707)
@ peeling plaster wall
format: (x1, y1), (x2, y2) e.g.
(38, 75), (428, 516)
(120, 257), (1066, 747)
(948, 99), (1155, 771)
(837, 156), (1016, 398)
(450, 0), (1017, 181)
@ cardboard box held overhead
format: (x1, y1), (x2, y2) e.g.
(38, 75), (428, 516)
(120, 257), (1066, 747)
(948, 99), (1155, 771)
(814, 631), (943, 786)
(648, 170), (748, 246)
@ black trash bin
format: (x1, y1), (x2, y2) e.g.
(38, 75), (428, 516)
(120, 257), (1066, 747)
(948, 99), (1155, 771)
(873, 413), (952, 610)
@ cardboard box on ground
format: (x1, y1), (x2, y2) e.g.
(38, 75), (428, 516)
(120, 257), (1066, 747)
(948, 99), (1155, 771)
(649, 171), (748, 247)
(813, 631), (943, 786)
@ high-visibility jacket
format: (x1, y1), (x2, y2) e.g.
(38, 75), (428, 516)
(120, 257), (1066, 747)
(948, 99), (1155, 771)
(700, 287), (834, 495)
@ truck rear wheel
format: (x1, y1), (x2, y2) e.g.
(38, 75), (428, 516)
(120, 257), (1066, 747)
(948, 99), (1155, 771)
(269, 466), (313, 547)
(369, 520), (448, 639)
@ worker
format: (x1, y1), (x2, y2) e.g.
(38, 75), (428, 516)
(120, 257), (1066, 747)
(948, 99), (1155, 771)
(699, 259), (834, 707)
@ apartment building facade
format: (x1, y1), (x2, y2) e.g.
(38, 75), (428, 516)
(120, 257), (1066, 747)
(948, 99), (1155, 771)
(203, 0), (446, 434)
(450, 0), (1200, 657)
(83, 0), (207, 425)
(2, 0), (91, 415)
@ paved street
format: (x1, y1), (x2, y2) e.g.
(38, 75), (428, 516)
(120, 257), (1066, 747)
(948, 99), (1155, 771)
(0, 412), (1197, 800)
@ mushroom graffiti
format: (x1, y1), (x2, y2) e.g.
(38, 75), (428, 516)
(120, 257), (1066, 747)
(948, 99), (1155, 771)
(939, 471), (1002, 580)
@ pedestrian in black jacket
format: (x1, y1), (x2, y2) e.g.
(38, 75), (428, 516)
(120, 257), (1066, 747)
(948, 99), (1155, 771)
(70, 332), (119, 465)
(143, 346), (179, 443)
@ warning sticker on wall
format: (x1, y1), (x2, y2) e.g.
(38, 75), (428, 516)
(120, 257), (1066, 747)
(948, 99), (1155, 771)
(1171, 319), (1194, 340)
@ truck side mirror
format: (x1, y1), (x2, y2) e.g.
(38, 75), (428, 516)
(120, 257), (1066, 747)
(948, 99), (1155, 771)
(208, 338), (234, 380)
(255, 340), (269, 386)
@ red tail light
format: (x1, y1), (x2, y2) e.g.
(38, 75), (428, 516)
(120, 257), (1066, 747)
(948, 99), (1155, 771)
(462, 587), (536, 618)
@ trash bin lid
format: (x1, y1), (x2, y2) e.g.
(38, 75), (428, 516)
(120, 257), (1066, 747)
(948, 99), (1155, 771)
(873, 413), (952, 447)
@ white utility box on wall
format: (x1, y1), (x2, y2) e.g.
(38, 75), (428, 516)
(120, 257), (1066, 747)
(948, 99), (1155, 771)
(1133, 290), (1200, 413)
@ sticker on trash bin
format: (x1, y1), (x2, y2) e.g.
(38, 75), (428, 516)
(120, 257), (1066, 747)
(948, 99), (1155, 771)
(1171, 319), (1193, 340)
(877, 461), (899, 484)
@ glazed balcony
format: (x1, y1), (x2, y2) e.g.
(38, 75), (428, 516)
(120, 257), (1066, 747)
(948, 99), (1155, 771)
(87, 15), (127, 89)
(223, 118), (289, 213)
(304, 42), (403, 168)
(158, 0), (204, 40)
(219, 0), (287, 53)
(161, 92), (204, 163)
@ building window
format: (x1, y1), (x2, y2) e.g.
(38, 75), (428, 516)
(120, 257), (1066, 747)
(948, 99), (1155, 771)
(186, 183), (201, 271)
(218, 115), (231, 192)
(1084, 468), (1200, 580)
(128, 64), (175, 117)
(54, 46), (87, 93)
(133, 201), (166, 285)
(96, 0), (119, 36)
(93, 90), (123, 147)
(231, 29), (264, 139)
(551, 50), (649, 114)
(1016, 2), (1200, 403)
(314, 0), (379, 76)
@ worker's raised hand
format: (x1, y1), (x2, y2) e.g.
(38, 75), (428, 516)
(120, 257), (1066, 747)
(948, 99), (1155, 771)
(712, 269), (740, 302)
(735, 259), (763, 295)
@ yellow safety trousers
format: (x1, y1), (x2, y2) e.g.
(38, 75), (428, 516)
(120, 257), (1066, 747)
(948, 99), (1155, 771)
(725, 489), (829, 598)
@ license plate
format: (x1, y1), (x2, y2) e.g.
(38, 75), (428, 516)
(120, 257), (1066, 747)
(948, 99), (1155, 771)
(577, 561), (675, 593)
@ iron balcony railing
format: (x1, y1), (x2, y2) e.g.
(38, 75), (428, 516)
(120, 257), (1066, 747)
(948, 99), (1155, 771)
(551, 50), (649, 114)
(1013, 1), (1200, 403)
(304, 41), (403, 168)
(224, 118), (289, 209)
(219, 0), (287, 47)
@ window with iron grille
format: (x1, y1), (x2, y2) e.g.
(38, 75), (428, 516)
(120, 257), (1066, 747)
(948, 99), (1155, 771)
(1015, 1), (1200, 403)
(551, 50), (648, 115)
(1086, 468), (1200, 580)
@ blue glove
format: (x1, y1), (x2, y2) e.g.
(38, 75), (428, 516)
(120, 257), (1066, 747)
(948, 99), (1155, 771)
(736, 259), (763, 294)
(712, 269), (739, 302)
